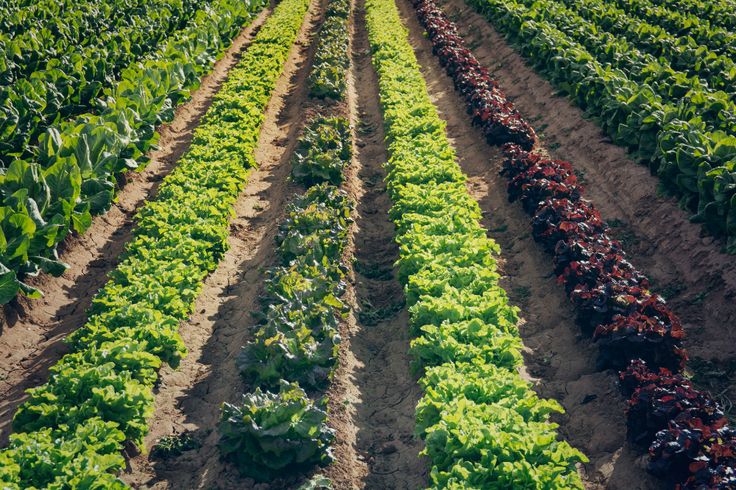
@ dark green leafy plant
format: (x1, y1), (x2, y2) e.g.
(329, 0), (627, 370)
(291, 117), (352, 186)
(276, 184), (353, 264)
(307, 0), (350, 100)
(219, 381), (335, 481)
(241, 185), (352, 389)
(151, 432), (201, 459)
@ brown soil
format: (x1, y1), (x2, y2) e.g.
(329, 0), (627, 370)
(394, 0), (663, 487)
(120, 0), (326, 488)
(0, 7), (273, 447)
(324, 0), (428, 488)
(438, 0), (736, 416)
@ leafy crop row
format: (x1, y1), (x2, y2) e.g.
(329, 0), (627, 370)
(412, 0), (736, 485)
(0, 0), (145, 39)
(466, 0), (736, 253)
(307, 0), (350, 100)
(219, 0), (352, 480)
(0, 0), (160, 66)
(503, 144), (736, 490)
(0, 0), (203, 157)
(557, 0), (736, 92)
(0, 0), (310, 485)
(365, 0), (587, 486)
(654, 0), (736, 32)
(220, 182), (351, 479)
(0, 0), (266, 305)
(504, 0), (736, 135)
(608, 0), (736, 57)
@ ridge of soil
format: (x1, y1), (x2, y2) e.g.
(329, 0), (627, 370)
(393, 0), (663, 487)
(437, 0), (736, 416)
(324, 0), (428, 488)
(120, 0), (326, 487)
(0, 7), (273, 447)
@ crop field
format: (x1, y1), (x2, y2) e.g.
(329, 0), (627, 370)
(0, 0), (735, 488)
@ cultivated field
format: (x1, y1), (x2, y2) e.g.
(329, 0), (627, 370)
(0, 0), (735, 488)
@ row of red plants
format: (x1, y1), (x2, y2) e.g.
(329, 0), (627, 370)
(411, 0), (736, 487)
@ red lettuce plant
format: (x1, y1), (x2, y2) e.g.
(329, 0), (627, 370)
(412, 0), (536, 149)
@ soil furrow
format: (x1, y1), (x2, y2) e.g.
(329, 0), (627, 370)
(393, 0), (663, 487)
(320, 0), (370, 486)
(334, 1), (429, 488)
(120, 0), (328, 487)
(0, 7), (273, 447)
(438, 0), (736, 415)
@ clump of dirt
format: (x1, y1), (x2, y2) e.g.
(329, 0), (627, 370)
(0, 7), (274, 447)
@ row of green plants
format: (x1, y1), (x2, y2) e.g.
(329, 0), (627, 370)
(609, 0), (736, 57)
(1, 0), (197, 81)
(364, 0), (587, 486)
(654, 0), (736, 32)
(220, 180), (352, 480)
(508, 0), (736, 135)
(557, 0), (736, 95)
(307, 0), (350, 100)
(0, 0), (310, 485)
(467, 0), (736, 252)
(0, 0), (143, 47)
(0, 0), (266, 306)
(219, 0), (353, 480)
(0, 0), (202, 158)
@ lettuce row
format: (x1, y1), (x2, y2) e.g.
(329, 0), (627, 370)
(221, 184), (351, 480)
(307, 0), (350, 100)
(467, 0), (736, 252)
(556, 0), (736, 94)
(655, 0), (736, 32)
(0, 0), (267, 306)
(364, 0), (588, 486)
(0, 0), (311, 486)
(219, 1), (353, 478)
(237, 184), (352, 392)
(0, 0), (152, 43)
(220, 0), (353, 481)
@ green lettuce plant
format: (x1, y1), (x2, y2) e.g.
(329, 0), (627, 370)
(219, 381), (335, 481)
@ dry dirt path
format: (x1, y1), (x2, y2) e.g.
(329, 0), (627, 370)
(325, 0), (429, 487)
(0, 7), (274, 447)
